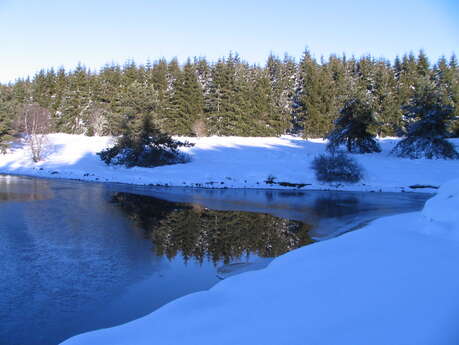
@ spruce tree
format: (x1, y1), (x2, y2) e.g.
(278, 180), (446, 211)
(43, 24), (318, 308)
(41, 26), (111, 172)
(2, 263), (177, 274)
(391, 80), (458, 159)
(98, 112), (193, 167)
(149, 59), (169, 114)
(451, 55), (459, 136)
(206, 54), (250, 136)
(296, 51), (336, 138)
(166, 59), (204, 136)
(266, 54), (296, 134)
(0, 86), (15, 153)
(416, 50), (430, 79)
(327, 92), (381, 153)
(57, 64), (92, 134)
(96, 63), (124, 135)
(247, 67), (281, 136)
(397, 53), (418, 107)
(374, 61), (402, 136)
(434, 55), (459, 136)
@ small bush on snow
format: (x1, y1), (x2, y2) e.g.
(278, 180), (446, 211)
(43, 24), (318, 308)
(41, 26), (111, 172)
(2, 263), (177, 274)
(98, 144), (191, 168)
(98, 114), (193, 168)
(311, 152), (363, 183)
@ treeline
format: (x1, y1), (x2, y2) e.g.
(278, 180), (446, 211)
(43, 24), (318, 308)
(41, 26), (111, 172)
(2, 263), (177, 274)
(0, 50), (458, 143)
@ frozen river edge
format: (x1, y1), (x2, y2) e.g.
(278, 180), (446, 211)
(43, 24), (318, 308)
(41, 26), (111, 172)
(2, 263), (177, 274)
(61, 179), (459, 345)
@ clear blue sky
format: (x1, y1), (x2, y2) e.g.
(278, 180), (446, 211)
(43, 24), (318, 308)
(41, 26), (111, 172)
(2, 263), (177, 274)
(0, 0), (458, 83)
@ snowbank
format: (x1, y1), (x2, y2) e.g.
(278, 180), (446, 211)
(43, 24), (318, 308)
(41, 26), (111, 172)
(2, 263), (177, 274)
(0, 134), (459, 192)
(423, 178), (459, 225)
(421, 178), (459, 241)
(61, 180), (459, 345)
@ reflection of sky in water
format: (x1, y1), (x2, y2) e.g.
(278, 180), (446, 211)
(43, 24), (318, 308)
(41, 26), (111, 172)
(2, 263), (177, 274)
(0, 177), (220, 345)
(0, 176), (430, 345)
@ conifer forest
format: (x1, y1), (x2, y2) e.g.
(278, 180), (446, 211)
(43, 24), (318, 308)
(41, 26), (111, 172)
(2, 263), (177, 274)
(1, 50), (458, 147)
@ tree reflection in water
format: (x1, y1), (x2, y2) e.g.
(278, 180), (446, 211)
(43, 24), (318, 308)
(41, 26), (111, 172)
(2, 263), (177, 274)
(112, 192), (314, 264)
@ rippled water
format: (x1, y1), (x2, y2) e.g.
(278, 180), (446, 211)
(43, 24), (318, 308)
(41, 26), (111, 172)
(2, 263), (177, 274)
(0, 175), (430, 345)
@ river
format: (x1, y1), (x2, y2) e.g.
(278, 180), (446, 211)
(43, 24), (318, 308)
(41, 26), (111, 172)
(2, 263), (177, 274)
(0, 175), (430, 345)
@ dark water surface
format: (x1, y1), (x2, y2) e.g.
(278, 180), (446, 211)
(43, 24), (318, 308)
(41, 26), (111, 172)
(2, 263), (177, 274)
(0, 175), (430, 345)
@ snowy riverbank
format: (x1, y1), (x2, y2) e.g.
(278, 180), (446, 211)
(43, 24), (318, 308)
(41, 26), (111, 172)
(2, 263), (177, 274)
(1, 133), (458, 193)
(61, 179), (459, 345)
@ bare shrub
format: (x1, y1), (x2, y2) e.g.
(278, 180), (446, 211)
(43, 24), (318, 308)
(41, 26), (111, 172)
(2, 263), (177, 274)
(84, 105), (110, 136)
(21, 104), (51, 162)
(192, 119), (208, 137)
(311, 152), (363, 183)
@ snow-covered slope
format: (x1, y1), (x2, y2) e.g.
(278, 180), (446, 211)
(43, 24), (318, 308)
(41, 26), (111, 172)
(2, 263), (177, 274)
(61, 180), (459, 345)
(0, 134), (458, 192)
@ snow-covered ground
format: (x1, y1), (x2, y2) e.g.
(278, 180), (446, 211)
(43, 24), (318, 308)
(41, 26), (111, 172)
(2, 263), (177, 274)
(60, 179), (459, 345)
(0, 133), (458, 192)
(2, 134), (456, 344)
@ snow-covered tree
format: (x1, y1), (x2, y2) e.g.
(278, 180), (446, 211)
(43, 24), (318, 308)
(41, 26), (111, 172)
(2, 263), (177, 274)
(98, 113), (193, 167)
(326, 95), (381, 153)
(391, 81), (458, 159)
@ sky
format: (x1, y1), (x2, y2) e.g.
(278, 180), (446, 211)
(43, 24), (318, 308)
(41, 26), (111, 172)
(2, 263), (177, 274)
(0, 0), (458, 83)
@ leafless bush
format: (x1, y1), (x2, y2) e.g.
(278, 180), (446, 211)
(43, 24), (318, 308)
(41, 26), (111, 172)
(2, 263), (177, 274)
(22, 104), (51, 162)
(311, 152), (363, 183)
(84, 104), (110, 136)
(192, 119), (207, 137)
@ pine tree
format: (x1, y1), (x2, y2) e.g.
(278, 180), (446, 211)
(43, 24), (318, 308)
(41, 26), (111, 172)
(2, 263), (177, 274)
(0, 86), (15, 153)
(416, 50), (430, 79)
(296, 51), (336, 138)
(391, 80), (458, 159)
(327, 92), (381, 153)
(373, 61), (402, 136)
(98, 112), (193, 167)
(166, 59), (204, 136)
(397, 53), (418, 107)
(266, 54), (296, 134)
(57, 64), (92, 134)
(246, 67), (281, 136)
(117, 80), (158, 131)
(149, 59), (169, 111)
(206, 54), (251, 135)
(32, 69), (56, 109)
(393, 55), (402, 79)
(96, 63), (123, 135)
(451, 55), (459, 136)
(434, 55), (459, 136)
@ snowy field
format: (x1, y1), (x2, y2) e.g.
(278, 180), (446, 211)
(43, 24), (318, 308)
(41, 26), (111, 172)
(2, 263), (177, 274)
(0, 133), (458, 192)
(61, 179), (459, 345)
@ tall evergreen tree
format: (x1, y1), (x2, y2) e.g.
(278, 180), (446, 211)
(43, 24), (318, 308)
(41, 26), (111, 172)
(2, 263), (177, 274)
(0, 86), (15, 153)
(166, 59), (204, 136)
(246, 67), (282, 135)
(57, 64), (93, 133)
(373, 61), (402, 136)
(392, 80), (458, 159)
(296, 51), (336, 137)
(416, 50), (430, 79)
(434, 55), (459, 136)
(266, 54), (296, 134)
(206, 54), (252, 135)
(327, 92), (381, 153)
